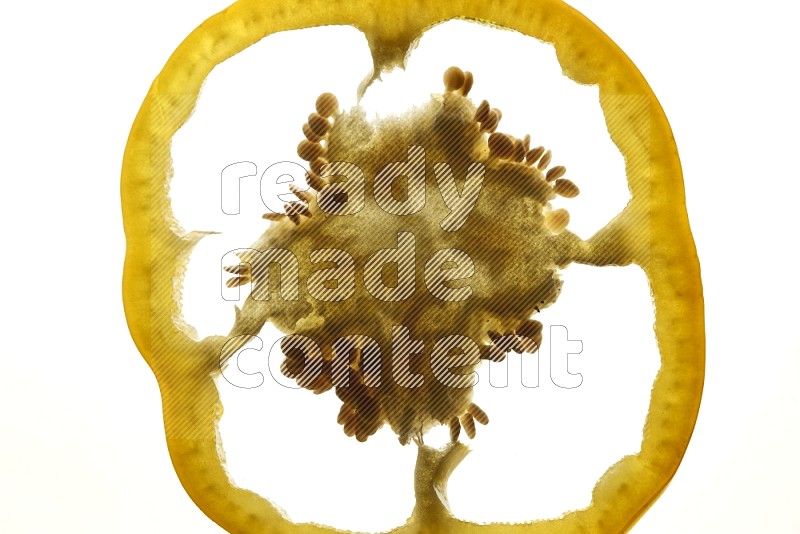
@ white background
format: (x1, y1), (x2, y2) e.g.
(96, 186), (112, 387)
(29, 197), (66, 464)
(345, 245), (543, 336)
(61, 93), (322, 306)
(1, 1), (799, 533)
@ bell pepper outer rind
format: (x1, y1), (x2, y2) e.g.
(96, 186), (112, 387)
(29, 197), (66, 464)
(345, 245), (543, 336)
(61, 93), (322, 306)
(121, 0), (704, 532)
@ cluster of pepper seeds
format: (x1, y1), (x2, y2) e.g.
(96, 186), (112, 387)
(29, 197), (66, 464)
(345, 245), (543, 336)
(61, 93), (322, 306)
(258, 92), (340, 226)
(444, 67), (552, 416)
(282, 337), (384, 443)
(438, 316), (545, 442)
(235, 67), (576, 444)
(443, 65), (582, 236)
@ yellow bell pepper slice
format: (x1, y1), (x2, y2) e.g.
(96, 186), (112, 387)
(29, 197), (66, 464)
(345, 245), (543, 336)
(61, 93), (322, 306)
(121, 0), (704, 532)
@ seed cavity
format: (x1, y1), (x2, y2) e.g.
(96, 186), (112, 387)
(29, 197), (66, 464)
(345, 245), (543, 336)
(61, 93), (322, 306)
(247, 68), (580, 446)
